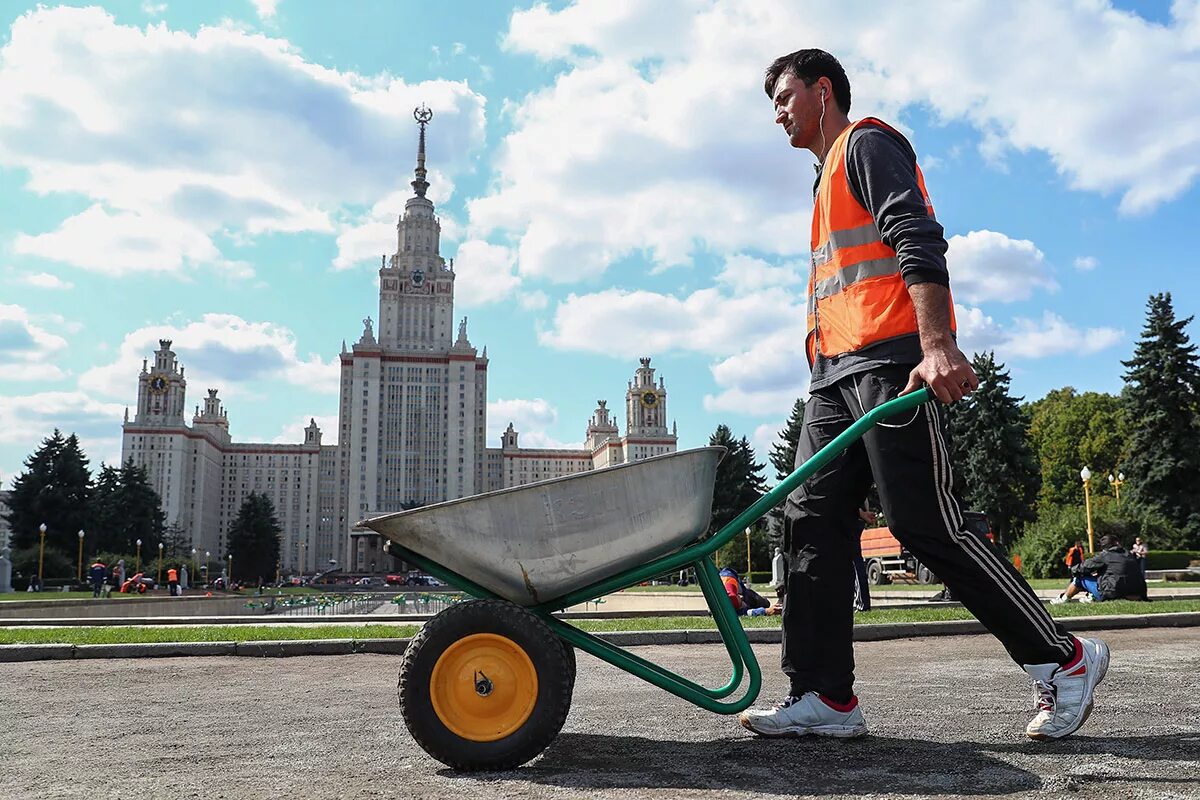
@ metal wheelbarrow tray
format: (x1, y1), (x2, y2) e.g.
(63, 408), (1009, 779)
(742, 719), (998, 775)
(359, 388), (935, 772)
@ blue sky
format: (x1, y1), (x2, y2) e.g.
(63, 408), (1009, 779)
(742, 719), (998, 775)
(2, 0), (1198, 487)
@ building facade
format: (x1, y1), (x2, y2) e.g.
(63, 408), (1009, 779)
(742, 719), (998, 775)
(121, 111), (677, 576)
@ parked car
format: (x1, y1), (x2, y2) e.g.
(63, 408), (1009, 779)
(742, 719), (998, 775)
(405, 574), (441, 587)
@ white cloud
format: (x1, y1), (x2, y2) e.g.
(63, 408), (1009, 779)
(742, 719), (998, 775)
(140, 2), (167, 17)
(79, 313), (339, 400)
(539, 287), (800, 357)
(1074, 255), (1099, 271)
(946, 230), (1057, 304)
(484, 0), (1200, 287)
(16, 272), (74, 290)
(271, 413), (339, 445)
(251, 0), (279, 21)
(0, 392), (125, 475)
(0, 6), (486, 277)
(704, 330), (809, 415)
(451, 241), (520, 306)
(15, 205), (222, 277)
(955, 305), (1122, 361)
(486, 397), (579, 449)
(0, 304), (69, 381)
(518, 290), (549, 310)
(715, 253), (803, 295)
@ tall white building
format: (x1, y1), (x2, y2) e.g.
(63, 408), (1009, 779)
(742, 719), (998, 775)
(122, 110), (677, 576)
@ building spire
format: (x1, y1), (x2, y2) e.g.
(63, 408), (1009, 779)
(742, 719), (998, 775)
(412, 104), (433, 198)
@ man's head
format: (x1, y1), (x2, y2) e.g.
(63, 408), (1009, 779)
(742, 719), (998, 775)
(1135, 537), (1144, 545)
(1075, 540), (1082, 548)
(765, 49), (851, 150)
(1100, 534), (1120, 550)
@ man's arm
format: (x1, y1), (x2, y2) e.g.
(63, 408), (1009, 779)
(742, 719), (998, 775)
(1078, 552), (1107, 575)
(902, 283), (979, 403)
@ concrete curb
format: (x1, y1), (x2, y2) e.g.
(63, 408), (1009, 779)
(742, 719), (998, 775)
(2, 612), (1198, 663)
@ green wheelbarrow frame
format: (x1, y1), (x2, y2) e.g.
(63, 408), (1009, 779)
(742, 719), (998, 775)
(390, 387), (935, 715)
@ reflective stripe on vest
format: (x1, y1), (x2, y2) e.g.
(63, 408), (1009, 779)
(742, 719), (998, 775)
(806, 117), (954, 363)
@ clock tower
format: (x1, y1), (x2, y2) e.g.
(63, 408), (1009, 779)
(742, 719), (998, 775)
(133, 339), (187, 425)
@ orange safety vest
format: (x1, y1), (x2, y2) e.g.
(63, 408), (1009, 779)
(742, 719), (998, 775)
(167, 568), (178, 582)
(1064, 546), (1084, 568)
(807, 118), (955, 364)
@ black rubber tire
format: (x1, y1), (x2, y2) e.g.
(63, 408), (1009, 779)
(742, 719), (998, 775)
(397, 599), (573, 771)
(917, 564), (936, 585)
(866, 559), (886, 586)
(560, 638), (576, 687)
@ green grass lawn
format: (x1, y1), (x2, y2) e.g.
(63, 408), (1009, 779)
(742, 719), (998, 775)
(0, 591), (143, 602)
(2, 599), (1195, 645)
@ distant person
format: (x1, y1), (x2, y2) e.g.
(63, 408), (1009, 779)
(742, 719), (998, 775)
(852, 507), (875, 612)
(167, 566), (179, 597)
(719, 566), (776, 616)
(1131, 537), (1148, 578)
(1065, 540), (1086, 571)
(88, 560), (107, 598)
(770, 546), (787, 603)
(1052, 535), (1148, 604)
(180, 564), (189, 591)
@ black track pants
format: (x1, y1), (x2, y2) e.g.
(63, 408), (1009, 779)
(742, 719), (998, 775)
(780, 365), (1074, 701)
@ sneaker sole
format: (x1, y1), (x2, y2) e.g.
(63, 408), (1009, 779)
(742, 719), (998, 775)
(738, 716), (868, 739)
(1027, 639), (1110, 741)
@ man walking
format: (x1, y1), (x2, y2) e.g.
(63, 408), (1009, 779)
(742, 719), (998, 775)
(739, 49), (1108, 742)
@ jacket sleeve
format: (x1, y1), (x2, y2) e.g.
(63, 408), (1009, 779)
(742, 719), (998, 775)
(845, 127), (950, 289)
(1078, 552), (1108, 574)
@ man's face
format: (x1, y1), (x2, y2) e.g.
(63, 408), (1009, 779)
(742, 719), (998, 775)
(772, 71), (822, 149)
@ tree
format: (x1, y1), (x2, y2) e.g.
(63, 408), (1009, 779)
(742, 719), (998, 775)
(709, 425), (768, 571)
(4, 431), (93, 574)
(92, 459), (165, 555)
(228, 492), (282, 584)
(769, 398), (806, 482)
(1121, 292), (1200, 545)
(945, 352), (1040, 548)
(1026, 389), (1127, 510)
(161, 522), (190, 561)
(766, 398), (806, 542)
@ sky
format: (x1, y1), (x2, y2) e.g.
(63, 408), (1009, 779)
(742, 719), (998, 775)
(1, 0), (1199, 488)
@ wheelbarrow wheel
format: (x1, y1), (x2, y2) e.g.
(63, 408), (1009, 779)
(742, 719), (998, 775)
(397, 598), (573, 771)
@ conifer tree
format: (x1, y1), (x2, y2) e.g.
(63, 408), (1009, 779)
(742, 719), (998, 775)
(5, 430), (93, 560)
(227, 491), (282, 584)
(708, 425), (768, 535)
(769, 398), (806, 482)
(1121, 293), (1200, 545)
(945, 352), (1039, 547)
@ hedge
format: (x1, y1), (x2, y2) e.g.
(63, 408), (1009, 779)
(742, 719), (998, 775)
(1147, 551), (1200, 570)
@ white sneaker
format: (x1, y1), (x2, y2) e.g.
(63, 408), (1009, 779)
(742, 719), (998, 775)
(1024, 637), (1110, 740)
(1049, 593), (1068, 605)
(1079, 593), (1094, 604)
(738, 692), (868, 738)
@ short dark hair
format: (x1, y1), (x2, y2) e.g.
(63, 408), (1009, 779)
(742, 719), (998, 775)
(764, 49), (851, 114)
(1100, 534), (1120, 549)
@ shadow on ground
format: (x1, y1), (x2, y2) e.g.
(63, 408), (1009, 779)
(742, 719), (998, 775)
(452, 732), (1200, 797)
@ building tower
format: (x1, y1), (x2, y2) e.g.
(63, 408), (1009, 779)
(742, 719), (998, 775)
(338, 106), (489, 572)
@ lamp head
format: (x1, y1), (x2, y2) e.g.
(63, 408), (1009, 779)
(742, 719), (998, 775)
(38, 523), (46, 533)
(1119, 472), (1125, 481)
(1080, 466), (1092, 482)
(136, 538), (142, 546)
(78, 530), (85, 539)
(158, 542), (163, 551)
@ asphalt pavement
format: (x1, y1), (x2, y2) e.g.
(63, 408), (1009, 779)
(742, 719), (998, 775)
(2, 626), (1197, 799)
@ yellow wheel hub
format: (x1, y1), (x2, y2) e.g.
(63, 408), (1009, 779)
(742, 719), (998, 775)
(430, 633), (539, 742)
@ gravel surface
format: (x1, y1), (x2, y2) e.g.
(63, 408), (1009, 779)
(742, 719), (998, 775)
(3, 626), (1197, 799)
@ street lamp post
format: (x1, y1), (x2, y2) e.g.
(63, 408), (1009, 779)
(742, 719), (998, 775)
(745, 528), (752, 575)
(1108, 471), (1126, 504)
(228, 554), (233, 587)
(157, 542), (164, 586)
(204, 550), (210, 586)
(77, 530), (85, 582)
(191, 548), (197, 588)
(135, 539), (143, 574)
(37, 523), (47, 590)
(1080, 466), (1095, 554)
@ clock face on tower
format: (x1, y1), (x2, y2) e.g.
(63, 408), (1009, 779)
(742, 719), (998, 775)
(411, 269), (425, 287)
(640, 391), (658, 408)
(149, 376), (168, 394)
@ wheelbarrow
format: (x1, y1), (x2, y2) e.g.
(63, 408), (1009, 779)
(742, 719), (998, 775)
(360, 387), (935, 770)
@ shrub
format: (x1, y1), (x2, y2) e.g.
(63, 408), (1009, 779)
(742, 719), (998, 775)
(1146, 551), (1200, 570)
(1014, 499), (1176, 579)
